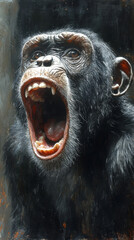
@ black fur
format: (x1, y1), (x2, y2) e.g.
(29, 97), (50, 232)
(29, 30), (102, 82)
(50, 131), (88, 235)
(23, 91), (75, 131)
(4, 29), (134, 239)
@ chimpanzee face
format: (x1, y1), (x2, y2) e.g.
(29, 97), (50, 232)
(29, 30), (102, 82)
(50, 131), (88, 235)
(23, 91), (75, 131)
(20, 31), (93, 165)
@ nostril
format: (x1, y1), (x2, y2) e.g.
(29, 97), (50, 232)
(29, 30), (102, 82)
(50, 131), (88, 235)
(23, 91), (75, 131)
(43, 56), (53, 67)
(43, 61), (52, 67)
(37, 60), (43, 67)
(36, 56), (53, 67)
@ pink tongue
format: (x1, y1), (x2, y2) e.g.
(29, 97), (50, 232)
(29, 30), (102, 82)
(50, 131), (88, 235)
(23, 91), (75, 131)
(44, 119), (65, 142)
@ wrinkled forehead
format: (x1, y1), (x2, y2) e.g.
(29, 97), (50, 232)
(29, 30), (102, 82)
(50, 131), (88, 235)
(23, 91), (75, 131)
(22, 31), (94, 56)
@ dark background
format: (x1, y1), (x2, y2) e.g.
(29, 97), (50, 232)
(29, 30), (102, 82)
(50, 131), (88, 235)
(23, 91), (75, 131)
(17, 0), (134, 57)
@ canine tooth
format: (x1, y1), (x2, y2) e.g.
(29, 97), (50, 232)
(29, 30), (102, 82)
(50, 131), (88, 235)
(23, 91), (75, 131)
(25, 89), (28, 98)
(28, 85), (32, 92)
(35, 141), (39, 147)
(59, 139), (63, 145)
(51, 87), (56, 95)
(35, 141), (43, 147)
(39, 82), (46, 88)
(33, 83), (39, 89)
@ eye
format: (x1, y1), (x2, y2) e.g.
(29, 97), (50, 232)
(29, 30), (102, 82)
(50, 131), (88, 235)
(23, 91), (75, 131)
(65, 49), (80, 59)
(31, 50), (44, 61)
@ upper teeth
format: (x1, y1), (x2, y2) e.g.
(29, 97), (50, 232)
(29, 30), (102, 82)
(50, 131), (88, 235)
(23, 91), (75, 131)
(24, 82), (56, 100)
(39, 82), (46, 88)
(51, 87), (56, 95)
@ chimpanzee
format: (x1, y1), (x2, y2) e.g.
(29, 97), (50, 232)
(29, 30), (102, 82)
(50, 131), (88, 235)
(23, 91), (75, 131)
(4, 28), (134, 239)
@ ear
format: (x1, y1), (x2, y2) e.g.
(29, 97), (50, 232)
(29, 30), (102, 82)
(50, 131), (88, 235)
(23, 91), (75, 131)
(111, 57), (133, 96)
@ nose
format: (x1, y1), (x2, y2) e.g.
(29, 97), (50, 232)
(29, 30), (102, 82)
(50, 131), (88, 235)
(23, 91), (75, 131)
(36, 56), (53, 67)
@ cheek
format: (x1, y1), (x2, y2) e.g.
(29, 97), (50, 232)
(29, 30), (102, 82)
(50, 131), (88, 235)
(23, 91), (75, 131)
(63, 58), (89, 76)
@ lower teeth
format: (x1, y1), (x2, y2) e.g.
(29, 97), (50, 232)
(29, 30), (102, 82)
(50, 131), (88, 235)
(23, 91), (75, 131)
(36, 142), (60, 155)
(35, 139), (63, 155)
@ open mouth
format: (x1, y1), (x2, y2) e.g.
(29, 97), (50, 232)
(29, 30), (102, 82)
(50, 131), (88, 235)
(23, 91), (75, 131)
(21, 78), (69, 160)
